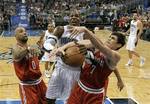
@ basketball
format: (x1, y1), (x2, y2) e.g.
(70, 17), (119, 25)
(62, 45), (85, 67)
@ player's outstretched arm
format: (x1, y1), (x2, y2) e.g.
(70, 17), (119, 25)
(50, 40), (91, 56)
(70, 27), (121, 68)
(113, 68), (124, 91)
(137, 20), (143, 38)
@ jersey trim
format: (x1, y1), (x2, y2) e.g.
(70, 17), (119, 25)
(78, 80), (104, 94)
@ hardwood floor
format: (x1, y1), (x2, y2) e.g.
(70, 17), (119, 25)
(0, 30), (150, 104)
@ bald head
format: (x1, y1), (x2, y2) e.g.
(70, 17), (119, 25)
(15, 27), (28, 44)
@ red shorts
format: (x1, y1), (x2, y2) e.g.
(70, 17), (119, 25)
(19, 79), (47, 104)
(67, 83), (104, 104)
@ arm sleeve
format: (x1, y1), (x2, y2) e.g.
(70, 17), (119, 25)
(43, 35), (58, 51)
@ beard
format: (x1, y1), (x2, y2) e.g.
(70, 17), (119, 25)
(20, 36), (28, 43)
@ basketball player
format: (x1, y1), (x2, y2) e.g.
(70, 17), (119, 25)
(57, 26), (126, 104)
(41, 23), (56, 78)
(125, 11), (145, 67)
(47, 10), (124, 103)
(46, 9), (84, 104)
(12, 27), (47, 104)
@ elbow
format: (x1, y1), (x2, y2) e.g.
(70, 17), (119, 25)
(115, 55), (121, 64)
(112, 53), (121, 65)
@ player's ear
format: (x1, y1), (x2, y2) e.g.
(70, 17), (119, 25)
(116, 43), (122, 50)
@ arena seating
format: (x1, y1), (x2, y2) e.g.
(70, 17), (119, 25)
(1, 30), (43, 37)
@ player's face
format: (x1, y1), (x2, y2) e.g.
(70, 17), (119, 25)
(105, 35), (121, 50)
(133, 13), (138, 20)
(47, 24), (55, 32)
(16, 27), (28, 44)
(69, 11), (80, 26)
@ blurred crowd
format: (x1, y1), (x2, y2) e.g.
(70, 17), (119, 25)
(112, 12), (150, 31)
(0, 0), (16, 32)
(0, 0), (150, 40)
(112, 11), (150, 41)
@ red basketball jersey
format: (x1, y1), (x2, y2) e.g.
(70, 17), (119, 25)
(13, 56), (42, 81)
(80, 51), (113, 89)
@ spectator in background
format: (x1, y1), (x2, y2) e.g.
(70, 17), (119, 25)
(29, 13), (36, 29)
(3, 14), (9, 31)
(142, 21), (150, 41)
(0, 15), (3, 31)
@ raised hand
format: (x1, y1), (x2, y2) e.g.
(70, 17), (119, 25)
(76, 43), (87, 55)
(51, 47), (65, 57)
(69, 26), (87, 40)
(28, 45), (42, 57)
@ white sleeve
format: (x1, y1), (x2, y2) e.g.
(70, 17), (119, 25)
(43, 35), (58, 51)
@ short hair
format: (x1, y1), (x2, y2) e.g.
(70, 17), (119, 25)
(111, 32), (126, 50)
(132, 10), (141, 15)
(132, 10), (138, 14)
(70, 9), (80, 16)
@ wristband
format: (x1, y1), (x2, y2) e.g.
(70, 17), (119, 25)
(27, 46), (31, 52)
(27, 46), (31, 50)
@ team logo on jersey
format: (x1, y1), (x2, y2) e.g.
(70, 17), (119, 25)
(84, 51), (104, 74)
(31, 60), (36, 69)
(130, 24), (136, 30)
(60, 37), (77, 45)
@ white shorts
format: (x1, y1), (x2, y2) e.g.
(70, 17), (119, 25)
(126, 36), (137, 51)
(41, 52), (55, 62)
(46, 62), (80, 101)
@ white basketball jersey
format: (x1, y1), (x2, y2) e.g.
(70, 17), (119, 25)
(58, 25), (84, 46)
(129, 20), (138, 37)
(56, 25), (84, 69)
(44, 30), (53, 41)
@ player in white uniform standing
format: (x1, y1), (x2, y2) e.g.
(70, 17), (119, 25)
(126, 11), (145, 67)
(41, 23), (56, 78)
(46, 10), (85, 104)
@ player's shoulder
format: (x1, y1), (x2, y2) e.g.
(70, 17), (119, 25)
(12, 44), (21, 57)
(53, 26), (64, 38)
(137, 20), (143, 24)
(137, 20), (143, 27)
(12, 44), (25, 54)
(12, 44), (21, 50)
(55, 26), (64, 31)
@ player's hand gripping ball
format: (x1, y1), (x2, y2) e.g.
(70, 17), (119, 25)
(62, 44), (87, 67)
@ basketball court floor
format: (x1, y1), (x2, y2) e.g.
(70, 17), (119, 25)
(0, 30), (149, 104)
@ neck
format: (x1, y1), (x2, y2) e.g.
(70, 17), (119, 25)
(48, 30), (53, 33)
(70, 23), (80, 26)
(133, 19), (137, 21)
(17, 41), (27, 47)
